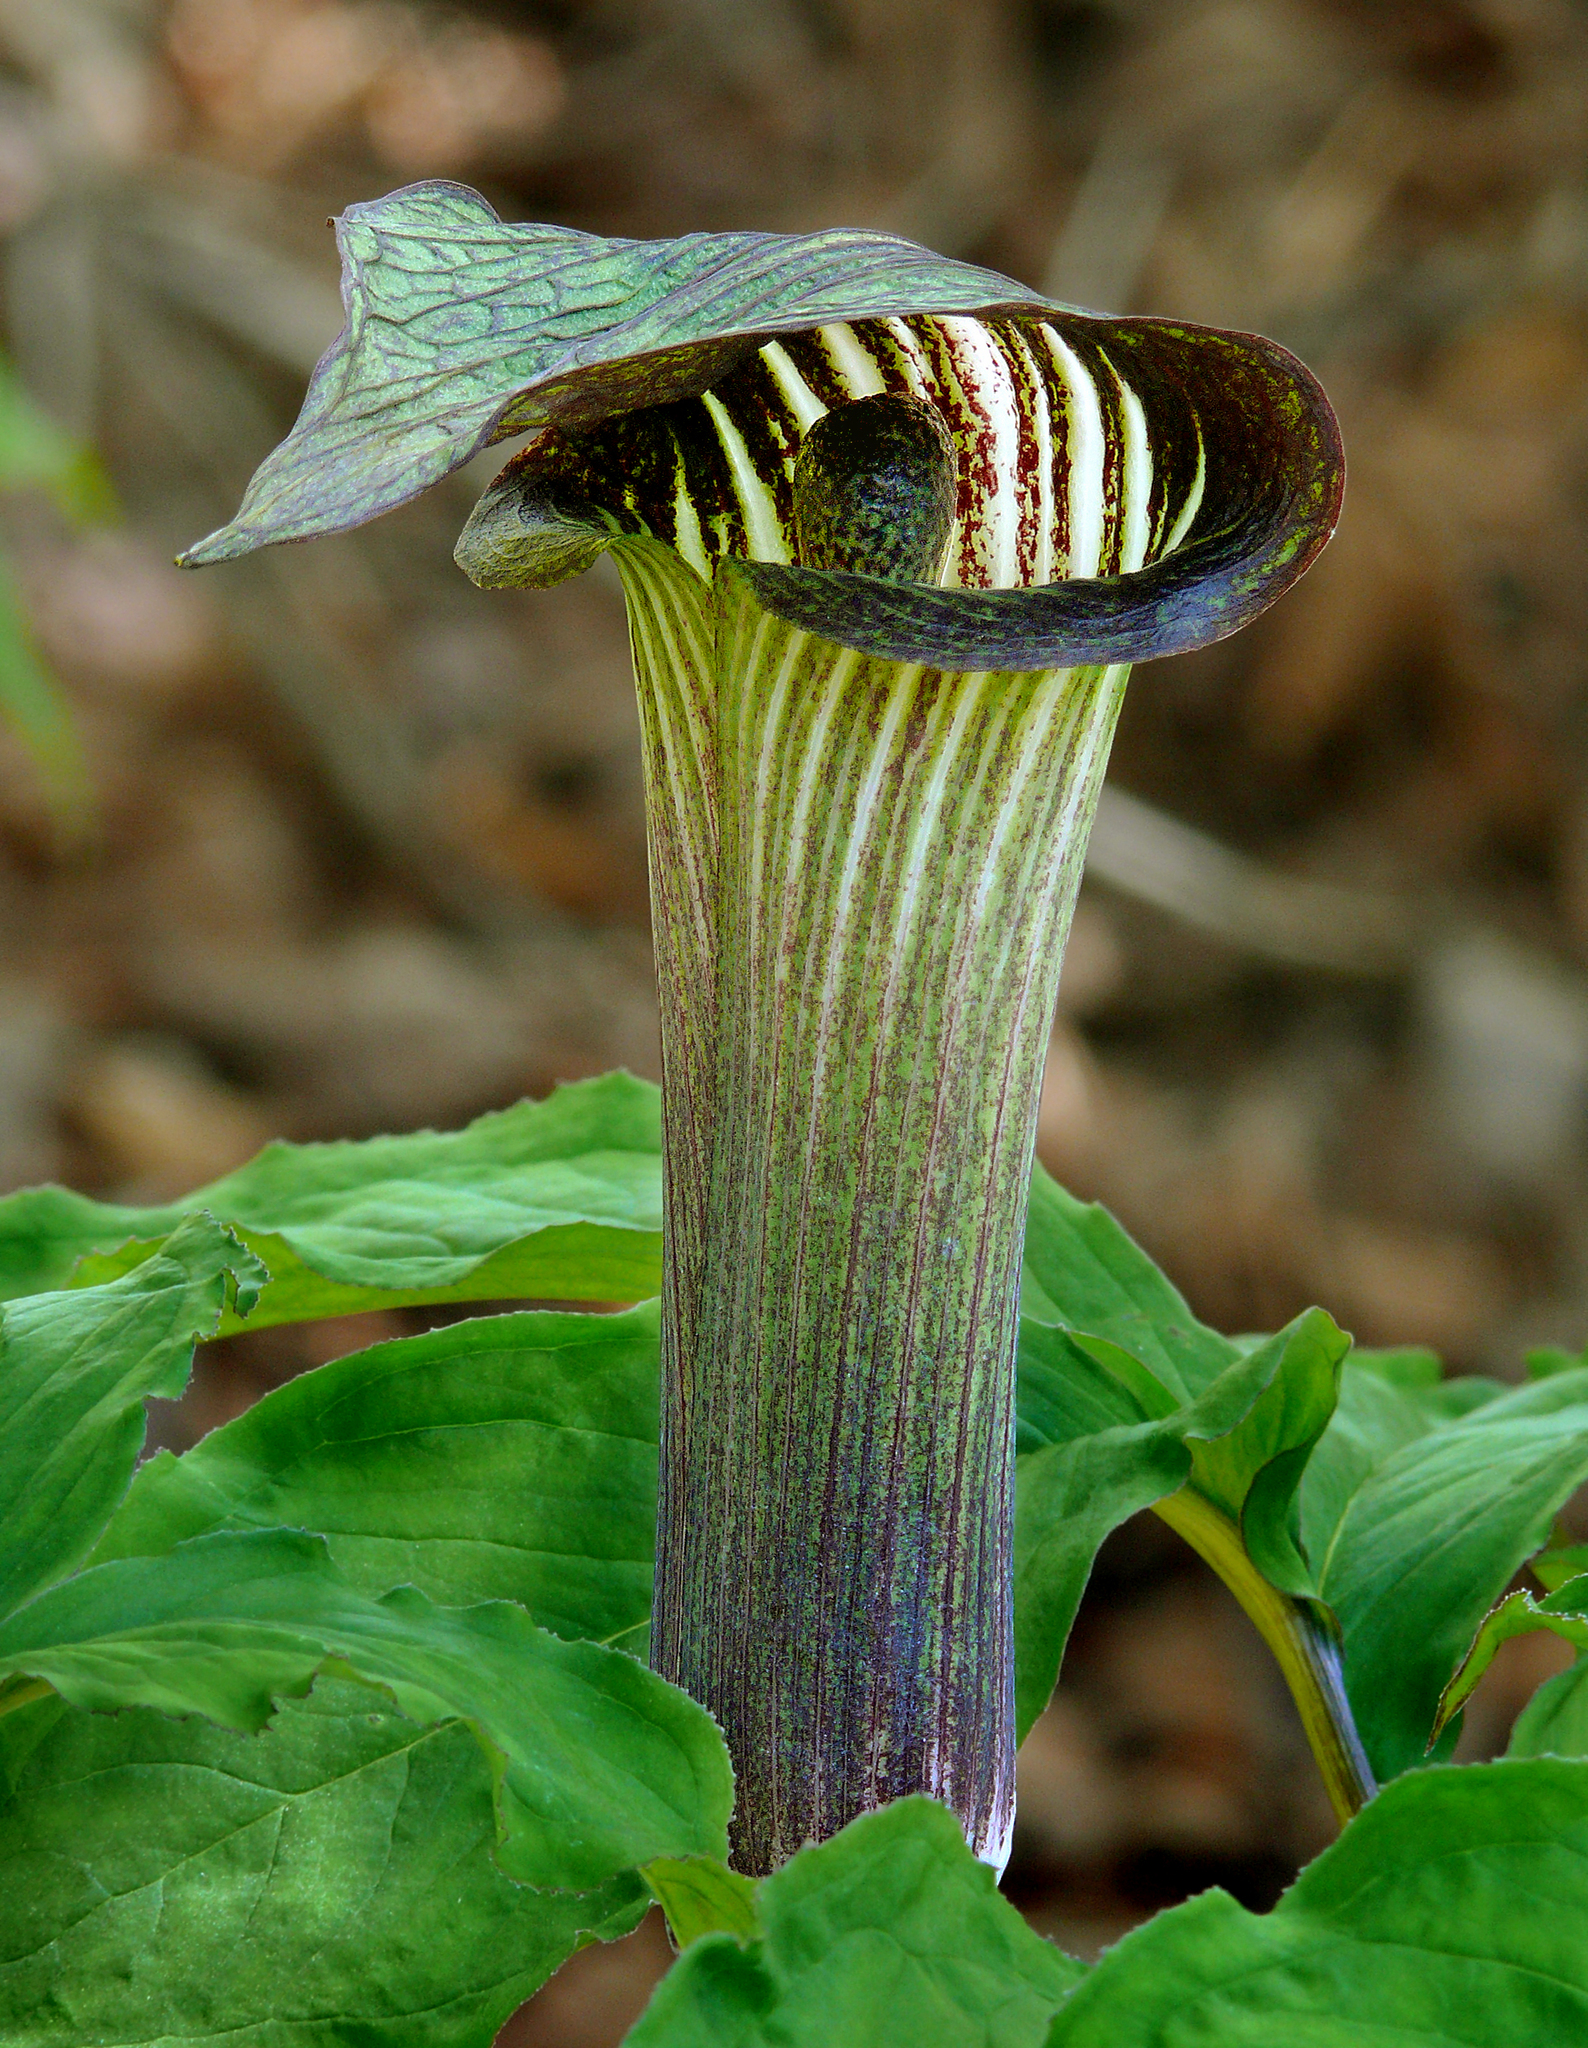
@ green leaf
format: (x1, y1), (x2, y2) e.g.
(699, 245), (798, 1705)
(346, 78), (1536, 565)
(0, 1215), (263, 1619)
(644, 1856), (760, 1948)
(1301, 1367), (1588, 1779)
(627, 1798), (1083, 2047)
(0, 1071), (664, 1325)
(0, 1679), (644, 2048)
(0, 1529), (732, 1889)
(1509, 1657), (1588, 1759)
(1019, 1177), (1350, 1557)
(1012, 1321), (1322, 1740)
(1433, 1572), (1588, 1743)
(0, 356), (116, 522)
(95, 1303), (659, 1645)
(1527, 1342), (1587, 1379)
(1019, 1170), (1234, 1400)
(0, 560), (90, 835)
(1184, 1307), (1348, 1597)
(1011, 1175), (1349, 1737)
(1046, 1758), (1588, 2044)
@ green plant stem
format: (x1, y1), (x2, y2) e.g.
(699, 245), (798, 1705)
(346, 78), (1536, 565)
(636, 559), (1127, 1874)
(1155, 1487), (1377, 1823)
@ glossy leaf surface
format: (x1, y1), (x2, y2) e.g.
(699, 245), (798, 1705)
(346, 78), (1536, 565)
(1046, 1759), (1588, 2044)
(0, 1529), (732, 1888)
(0, 1071), (663, 1326)
(94, 1302), (659, 1643)
(1303, 1367), (1588, 1777)
(626, 1798), (1083, 2046)
(0, 1681), (644, 2048)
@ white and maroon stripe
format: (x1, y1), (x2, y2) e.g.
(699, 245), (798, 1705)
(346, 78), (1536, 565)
(574, 312), (1203, 597)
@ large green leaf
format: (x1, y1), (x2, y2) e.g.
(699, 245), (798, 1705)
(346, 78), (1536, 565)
(0, 1071), (664, 1326)
(1011, 1319), (1339, 1740)
(0, 1680), (644, 2048)
(1302, 1368), (1588, 1779)
(1045, 1758), (1588, 2044)
(0, 1214), (263, 1620)
(1013, 1175), (1349, 1729)
(0, 1529), (732, 1889)
(94, 1303), (659, 1645)
(1018, 1176), (1348, 1569)
(626, 1797), (1082, 2047)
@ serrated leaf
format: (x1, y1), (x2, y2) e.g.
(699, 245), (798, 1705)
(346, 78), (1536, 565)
(0, 1215), (264, 1618)
(1045, 1758), (1588, 2044)
(627, 1798), (1083, 2047)
(94, 1303), (659, 1646)
(0, 1679), (644, 2048)
(1301, 1368), (1588, 1779)
(0, 1071), (664, 1326)
(0, 1529), (732, 1889)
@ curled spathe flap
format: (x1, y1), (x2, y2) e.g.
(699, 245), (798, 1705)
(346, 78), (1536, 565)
(179, 179), (1342, 675)
(454, 314), (1341, 670)
(177, 182), (1050, 568)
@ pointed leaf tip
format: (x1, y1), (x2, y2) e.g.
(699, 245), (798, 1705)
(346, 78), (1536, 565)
(180, 181), (1053, 564)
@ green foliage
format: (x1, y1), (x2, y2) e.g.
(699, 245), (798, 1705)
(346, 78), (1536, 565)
(0, 1214), (262, 1615)
(627, 1800), (1082, 2047)
(0, 1070), (664, 1320)
(95, 1302), (659, 1644)
(0, 1201), (726, 2048)
(0, 1530), (730, 1888)
(0, 357), (114, 832)
(1306, 1367), (1588, 1776)
(643, 1856), (761, 1947)
(0, 1681), (644, 2048)
(1509, 1656), (1588, 1758)
(1435, 1571), (1588, 1742)
(5, 1073), (1588, 2040)
(1017, 1165), (1588, 1783)
(1045, 1760), (1588, 2044)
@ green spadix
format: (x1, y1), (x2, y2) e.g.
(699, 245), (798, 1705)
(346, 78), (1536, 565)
(184, 180), (1343, 1876)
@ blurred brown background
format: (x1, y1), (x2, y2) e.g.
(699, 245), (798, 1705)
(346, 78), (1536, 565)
(1, 0), (1585, 2038)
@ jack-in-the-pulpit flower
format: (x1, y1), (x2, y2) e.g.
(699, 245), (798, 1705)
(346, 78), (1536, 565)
(184, 181), (1343, 1876)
